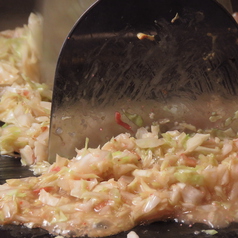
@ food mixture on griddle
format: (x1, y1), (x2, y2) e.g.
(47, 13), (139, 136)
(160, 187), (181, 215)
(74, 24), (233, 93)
(0, 13), (51, 165)
(1, 13), (238, 238)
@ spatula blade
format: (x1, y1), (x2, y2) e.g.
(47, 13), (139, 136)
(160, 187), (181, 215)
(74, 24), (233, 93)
(49, 0), (238, 162)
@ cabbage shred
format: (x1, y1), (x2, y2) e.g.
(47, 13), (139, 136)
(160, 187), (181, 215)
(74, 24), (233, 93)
(1, 127), (238, 237)
(0, 14), (52, 164)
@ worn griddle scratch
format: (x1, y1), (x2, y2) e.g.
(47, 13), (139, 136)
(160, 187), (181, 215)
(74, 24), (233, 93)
(0, 156), (33, 184)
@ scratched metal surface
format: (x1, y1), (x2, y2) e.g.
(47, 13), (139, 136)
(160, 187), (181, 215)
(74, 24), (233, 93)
(0, 156), (33, 184)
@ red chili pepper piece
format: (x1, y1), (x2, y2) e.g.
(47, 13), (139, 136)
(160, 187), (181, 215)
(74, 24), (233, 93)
(51, 166), (61, 172)
(33, 186), (54, 194)
(115, 111), (133, 132)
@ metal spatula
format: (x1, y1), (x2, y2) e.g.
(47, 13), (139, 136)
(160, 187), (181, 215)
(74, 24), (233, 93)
(48, 0), (238, 162)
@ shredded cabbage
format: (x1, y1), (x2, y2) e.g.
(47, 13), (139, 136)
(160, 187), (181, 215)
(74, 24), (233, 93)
(0, 127), (238, 237)
(0, 13), (52, 164)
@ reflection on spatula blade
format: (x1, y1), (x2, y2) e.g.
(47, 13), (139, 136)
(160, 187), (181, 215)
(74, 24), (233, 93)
(49, 0), (238, 162)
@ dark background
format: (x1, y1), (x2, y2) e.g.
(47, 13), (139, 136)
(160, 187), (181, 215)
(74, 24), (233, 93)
(0, 0), (39, 30)
(231, 0), (238, 11)
(0, 0), (238, 31)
